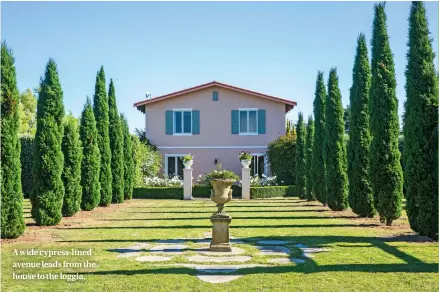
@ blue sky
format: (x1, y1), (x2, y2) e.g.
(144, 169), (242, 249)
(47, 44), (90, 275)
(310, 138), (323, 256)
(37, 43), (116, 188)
(2, 1), (438, 132)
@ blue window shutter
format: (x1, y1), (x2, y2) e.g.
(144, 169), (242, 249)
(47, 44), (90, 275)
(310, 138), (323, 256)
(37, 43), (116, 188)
(213, 91), (219, 101)
(192, 110), (200, 135)
(165, 110), (173, 135)
(231, 110), (239, 134)
(258, 109), (266, 134)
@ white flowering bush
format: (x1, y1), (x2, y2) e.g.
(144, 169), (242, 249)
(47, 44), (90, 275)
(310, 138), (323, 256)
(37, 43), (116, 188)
(250, 174), (278, 186)
(143, 175), (183, 187)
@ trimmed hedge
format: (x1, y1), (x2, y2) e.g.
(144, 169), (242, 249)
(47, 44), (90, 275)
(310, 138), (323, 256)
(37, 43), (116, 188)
(133, 187), (183, 199)
(19, 135), (34, 198)
(192, 185), (242, 198)
(251, 186), (298, 199)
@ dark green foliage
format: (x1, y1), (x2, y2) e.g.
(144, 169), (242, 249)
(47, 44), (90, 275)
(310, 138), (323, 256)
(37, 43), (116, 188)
(347, 34), (376, 218)
(121, 114), (134, 200)
(311, 72), (327, 204)
(250, 186), (298, 199)
(295, 112), (307, 198)
(20, 135), (34, 198)
(267, 135), (297, 185)
(61, 115), (82, 217)
(1, 42), (25, 238)
(369, 3), (403, 226)
(134, 128), (158, 150)
(31, 59), (65, 226)
(324, 68), (349, 211)
(305, 116), (315, 201)
(79, 98), (101, 211)
(133, 187), (183, 199)
(108, 80), (124, 203)
(93, 66), (112, 206)
(403, 2), (438, 239)
(344, 106), (350, 134)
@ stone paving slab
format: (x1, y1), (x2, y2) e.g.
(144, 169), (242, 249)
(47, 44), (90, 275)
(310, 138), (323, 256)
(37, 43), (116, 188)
(149, 244), (188, 254)
(256, 246), (291, 256)
(196, 275), (242, 283)
(256, 240), (288, 245)
(117, 252), (142, 258)
(196, 247), (246, 256)
(136, 256), (172, 262)
(187, 255), (252, 263)
(154, 239), (185, 244)
(268, 258), (305, 264)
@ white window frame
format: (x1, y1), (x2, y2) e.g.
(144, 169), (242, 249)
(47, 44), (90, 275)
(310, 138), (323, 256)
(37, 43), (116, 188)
(164, 154), (186, 178)
(238, 108), (258, 136)
(250, 152), (268, 177)
(173, 109), (192, 136)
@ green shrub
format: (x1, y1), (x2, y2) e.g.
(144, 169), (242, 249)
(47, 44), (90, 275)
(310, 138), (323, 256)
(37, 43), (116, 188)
(295, 112), (307, 198)
(251, 186), (298, 199)
(133, 187), (183, 199)
(132, 135), (162, 186)
(192, 185), (242, 198)
(197, 164), (239, 185)
(19, 135), (34, 198)
(121, 114), (134, 200)
(267, 135), (296, 185)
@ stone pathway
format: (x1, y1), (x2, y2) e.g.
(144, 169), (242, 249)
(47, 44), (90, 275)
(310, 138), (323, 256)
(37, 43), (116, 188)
(256, 246), (291, 256)
(136, 255), (172, 262)
(187, 255), (252, 263)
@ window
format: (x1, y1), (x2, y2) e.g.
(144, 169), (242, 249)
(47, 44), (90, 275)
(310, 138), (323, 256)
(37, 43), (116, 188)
(166, 155), (184, 179)
(174, 110), (192, 134)
(239, 109), (258, 134)
(250, 154), (267, 177)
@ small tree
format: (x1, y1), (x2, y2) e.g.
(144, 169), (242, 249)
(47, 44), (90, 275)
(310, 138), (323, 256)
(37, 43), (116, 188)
(369, 3), (403, 225)
(108, 80), (124, 203)
(347, 34), (375, 218)
(324, 68), (348, 211)
(295, 112), (307, 198)
(31, 59), (65, 226)
(121, 114), (134, 200)
(1, 42), (25, 238)
(79, 98), (101, 211)
(61, 115), (82, 217)
(311, 71), (327, 204)
(93, 66), (112, 206)
(403, 1), (438, 238)
(305, 116), (315, 201)
(267, 135), (297, 185)
(18, 88), (37, 136)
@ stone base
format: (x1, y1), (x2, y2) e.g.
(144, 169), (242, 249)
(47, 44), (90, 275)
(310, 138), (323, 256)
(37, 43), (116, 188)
(210, 215), (232, 252)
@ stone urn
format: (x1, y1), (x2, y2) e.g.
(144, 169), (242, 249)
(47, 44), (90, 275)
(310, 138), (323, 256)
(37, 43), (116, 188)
(209, 179), (236, 252)
(183, 160), (193, 169)
(240, 159), (251, 168)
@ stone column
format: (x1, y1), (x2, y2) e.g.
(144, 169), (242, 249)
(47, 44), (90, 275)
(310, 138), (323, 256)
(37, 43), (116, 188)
(241, 167), (251, 200)
(183, 168), (193, 200)
(210, 215), (232, 252)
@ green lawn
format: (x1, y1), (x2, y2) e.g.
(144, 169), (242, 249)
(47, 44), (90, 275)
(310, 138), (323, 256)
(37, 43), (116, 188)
(2, 197), (437, 291)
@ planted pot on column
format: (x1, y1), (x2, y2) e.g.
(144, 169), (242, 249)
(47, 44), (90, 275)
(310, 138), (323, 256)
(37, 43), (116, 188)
(182, 154), (194, 200)
(239, 152), (252, 200)
(208, 167), (239, 252)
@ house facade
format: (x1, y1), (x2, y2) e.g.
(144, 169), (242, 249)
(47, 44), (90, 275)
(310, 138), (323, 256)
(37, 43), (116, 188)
(134, 81), (296, 180)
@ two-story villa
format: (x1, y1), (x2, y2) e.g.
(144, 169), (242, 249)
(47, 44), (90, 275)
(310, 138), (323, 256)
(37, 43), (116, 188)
(133, 81), (297, 179)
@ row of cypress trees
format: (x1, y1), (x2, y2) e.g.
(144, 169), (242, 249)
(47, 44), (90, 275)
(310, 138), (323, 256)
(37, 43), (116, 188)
(1, 46), (136, 236)
(297, 2), (437, 236)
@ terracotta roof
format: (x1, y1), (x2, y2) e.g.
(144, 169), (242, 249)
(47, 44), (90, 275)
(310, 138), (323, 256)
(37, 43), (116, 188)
(133, 81), (297, 113)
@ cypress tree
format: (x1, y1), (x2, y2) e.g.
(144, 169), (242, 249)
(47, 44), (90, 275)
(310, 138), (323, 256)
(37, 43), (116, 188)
(1, 42), (25, 238)
(311, 72), (327, 204)
(403, 1), (438, 238)
(305, 116), (315, 201)
(80, 98), (101, 211)
(31, 59), (65, 226)
(295, 112), (307, 198)
(369, 3), (403, 225)
(324, 68), (348, 211)
(61, 115), (82, 217)
(93, 66), (112, 206)
(347, 34), (376, 218)
(121, 114), (134, 200)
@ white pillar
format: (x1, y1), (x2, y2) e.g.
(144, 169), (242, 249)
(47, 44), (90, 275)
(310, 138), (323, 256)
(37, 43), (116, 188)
(183, 168), (193, 200)
(241, 167), (250, 200)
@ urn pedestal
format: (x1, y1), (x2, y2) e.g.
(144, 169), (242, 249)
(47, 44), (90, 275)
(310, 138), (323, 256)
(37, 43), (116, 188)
(209, 215), (232, 252)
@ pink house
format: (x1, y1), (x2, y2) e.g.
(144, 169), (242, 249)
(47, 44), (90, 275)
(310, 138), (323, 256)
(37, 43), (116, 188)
(133, 81), (297, 180)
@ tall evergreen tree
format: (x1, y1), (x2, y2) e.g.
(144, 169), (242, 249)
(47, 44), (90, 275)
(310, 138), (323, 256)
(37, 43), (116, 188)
(61, 115), (82, 217)
(311, 72), (327, 205)
(369, 3), (403, 225)
(93, 66), (112, 206)
(1, 42), (25, 238)
(403, 2), (438, 239)
(305, 116), (315, 201)
(347, 34), (376, 218)
(324, 68), (349, 211)
(80, 98), (101, 211)
(121, 114), (134, 200)
(295, 113), (307, 199)
(31, 59), (65, 226)
(108, 80), (124, 203)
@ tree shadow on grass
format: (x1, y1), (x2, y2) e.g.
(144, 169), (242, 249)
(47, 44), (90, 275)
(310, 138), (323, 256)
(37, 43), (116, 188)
(126, 209), (326, 214)
(98, 215), (359, 221)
